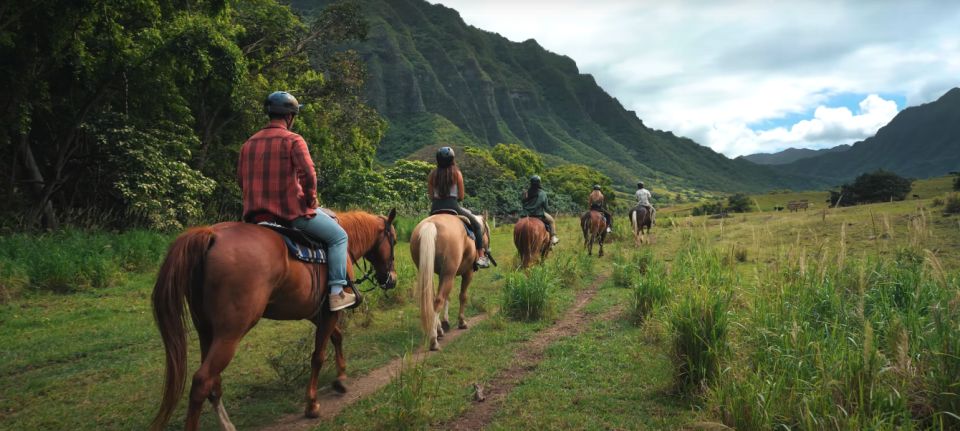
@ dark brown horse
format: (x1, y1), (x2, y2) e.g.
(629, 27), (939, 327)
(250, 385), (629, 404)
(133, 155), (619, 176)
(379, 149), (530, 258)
(630, 205), (653, 245)
(150, 210), (397, 431)
(514, 216), (551, 268)
(580, 209), (607, 256)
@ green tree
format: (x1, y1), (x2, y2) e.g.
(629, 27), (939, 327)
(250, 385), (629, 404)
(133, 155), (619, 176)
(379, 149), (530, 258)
(726, 193), (753, 213)
(491, 143), (543, 179)
(543, 164), (613, 207)
(829, 170), (913, 206)
(383, 159), (433, 213)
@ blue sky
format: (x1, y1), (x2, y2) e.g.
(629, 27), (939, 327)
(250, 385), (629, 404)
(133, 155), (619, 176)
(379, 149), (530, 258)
(432, 0), (960, 157)
(748, 93), (906, 131)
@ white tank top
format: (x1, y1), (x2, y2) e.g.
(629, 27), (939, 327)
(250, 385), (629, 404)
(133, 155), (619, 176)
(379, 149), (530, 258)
(434, 184), (458, 199)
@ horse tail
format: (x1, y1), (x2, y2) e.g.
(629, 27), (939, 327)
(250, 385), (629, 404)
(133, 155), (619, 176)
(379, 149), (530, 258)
(150, 227), (215, 431)
(514, 219), (537, 268)
(416, 222), (438, 336)
(631, 209), (638, 235)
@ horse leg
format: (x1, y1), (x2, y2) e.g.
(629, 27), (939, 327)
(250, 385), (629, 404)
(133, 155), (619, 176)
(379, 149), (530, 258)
(431, 275), (454, 349)
(185, 337), (241, 431)
(457, 271), (473, 329)
(599, 232), (605, 257)
(306, 311), (339, 418)
(441, 299), (451, 333)
(330, 324), (348, 393)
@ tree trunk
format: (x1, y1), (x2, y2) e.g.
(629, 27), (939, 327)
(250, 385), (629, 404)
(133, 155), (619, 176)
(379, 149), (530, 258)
(19, 132), (59, 230)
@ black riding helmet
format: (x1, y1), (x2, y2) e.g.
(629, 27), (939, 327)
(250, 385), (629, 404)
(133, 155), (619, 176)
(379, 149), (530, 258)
(264, 91), (302, 116)
(530, 175), (541, 185)
(593, 184), (601, 190)
(436, 146), (455, 167)
(637, 181), (645, 188)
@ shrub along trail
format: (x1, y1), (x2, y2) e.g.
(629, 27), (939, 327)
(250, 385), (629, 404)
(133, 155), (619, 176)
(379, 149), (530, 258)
(438, 274), (612, 431)
(259, 313), (489, 431)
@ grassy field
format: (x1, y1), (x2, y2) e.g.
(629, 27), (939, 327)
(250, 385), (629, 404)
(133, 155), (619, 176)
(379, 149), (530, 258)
(1, 184), (958, 430)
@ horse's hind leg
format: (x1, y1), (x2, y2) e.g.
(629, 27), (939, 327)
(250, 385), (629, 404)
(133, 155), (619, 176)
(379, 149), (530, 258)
(306, 311), (340, 417)
(457, 271), (473, 330)
(599, 233), (605, 257)
(437, 275), (454, 338)
(185, 337), (241, 431)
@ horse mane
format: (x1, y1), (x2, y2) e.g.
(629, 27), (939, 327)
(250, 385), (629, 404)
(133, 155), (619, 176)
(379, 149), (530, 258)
(336, 211), (383, 259)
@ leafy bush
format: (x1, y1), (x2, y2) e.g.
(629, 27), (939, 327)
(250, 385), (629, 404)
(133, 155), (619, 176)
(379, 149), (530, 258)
(726, 193), (753, 213)
(501, 266), (557, 321)
(491, 143), (544, 179)
(829, 169), (913, 206)
(0, 229), (172, 294)
(691, 200), (725, 216)
(944, 193), (960, 215)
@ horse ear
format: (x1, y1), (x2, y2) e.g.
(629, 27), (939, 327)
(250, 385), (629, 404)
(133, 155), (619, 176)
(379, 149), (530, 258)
(387, 207), (397, 225)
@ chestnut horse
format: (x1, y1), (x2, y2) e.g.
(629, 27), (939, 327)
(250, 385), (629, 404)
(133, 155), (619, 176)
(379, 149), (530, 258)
(630, 205), (653, 245)
(150, 210), (397, 431)
(580, 209), (607, 256)
(410, 214), (490, 351)
(513, 216), (551, 268)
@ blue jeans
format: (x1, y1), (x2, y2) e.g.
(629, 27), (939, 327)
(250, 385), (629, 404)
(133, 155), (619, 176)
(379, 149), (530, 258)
(292, 209), (349, 289)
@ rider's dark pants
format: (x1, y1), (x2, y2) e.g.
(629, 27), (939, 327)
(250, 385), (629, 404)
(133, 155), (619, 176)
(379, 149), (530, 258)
(591, 204), (612, 229)
(431, 197), (485, 252)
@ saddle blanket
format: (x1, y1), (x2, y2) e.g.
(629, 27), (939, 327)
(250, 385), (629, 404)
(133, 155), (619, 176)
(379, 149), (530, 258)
(257, 222), (327, 264)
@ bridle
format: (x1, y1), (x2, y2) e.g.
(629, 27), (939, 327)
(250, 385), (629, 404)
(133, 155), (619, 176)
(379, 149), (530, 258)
(354, 216), (396, 291)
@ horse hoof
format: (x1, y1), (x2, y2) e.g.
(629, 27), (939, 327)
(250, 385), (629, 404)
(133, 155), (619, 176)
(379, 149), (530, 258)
(458, 321), (468, 330)
(441, 320), (451, 332)
(430, 339), (441, 351)
(305, 402), (320, 418)
(332, 379), (347, 394)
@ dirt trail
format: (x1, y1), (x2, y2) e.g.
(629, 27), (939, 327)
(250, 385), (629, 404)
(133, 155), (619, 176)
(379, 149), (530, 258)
(260, 271), (612, 431)
(259, 312), (487, 431)
(439, 274), (616, 431)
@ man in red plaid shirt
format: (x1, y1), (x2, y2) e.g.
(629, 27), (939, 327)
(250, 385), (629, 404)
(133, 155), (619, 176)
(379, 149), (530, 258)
(238, 91), (356, 311)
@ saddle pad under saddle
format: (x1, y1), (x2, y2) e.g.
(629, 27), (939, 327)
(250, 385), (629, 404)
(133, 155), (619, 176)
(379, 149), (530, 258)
(257, 222), (327, 264)
(429, 211), (477, 240)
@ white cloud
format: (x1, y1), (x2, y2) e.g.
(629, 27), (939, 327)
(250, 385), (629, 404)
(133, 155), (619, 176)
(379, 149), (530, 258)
(432, 0), (960, 157)
(702, 94), (899, 157)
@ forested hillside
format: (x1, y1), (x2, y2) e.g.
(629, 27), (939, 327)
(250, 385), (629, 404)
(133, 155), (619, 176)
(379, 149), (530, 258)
(293, 0), (823, 193)
(777, 88), (960, 183)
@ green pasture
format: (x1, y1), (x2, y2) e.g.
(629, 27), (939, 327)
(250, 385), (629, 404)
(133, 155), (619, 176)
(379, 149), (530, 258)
(1, 191), (958, 430)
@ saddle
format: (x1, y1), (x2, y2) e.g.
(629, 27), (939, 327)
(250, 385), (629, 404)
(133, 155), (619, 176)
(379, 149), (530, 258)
(245, 210), (336, 264)
(430, 209), (477, 241)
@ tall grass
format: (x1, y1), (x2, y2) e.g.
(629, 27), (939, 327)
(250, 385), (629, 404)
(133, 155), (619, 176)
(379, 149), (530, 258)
(501, 265), (558, 321)
(670, 290), (729, 394)
(387, 353), (434, 430)
(0, 229), (173, 296)
(630, 261), (670, 324)
(706, 245), (960, 429)
(612, 248), (652, 288)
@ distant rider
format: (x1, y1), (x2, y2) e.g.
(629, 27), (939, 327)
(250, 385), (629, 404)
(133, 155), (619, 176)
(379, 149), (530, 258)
(588, 184), (613, 233)
(427, 147), (491, 268)
(522, 175), (560, 245)
(635, 181), (655, 225)
(238, 91), (356, 311)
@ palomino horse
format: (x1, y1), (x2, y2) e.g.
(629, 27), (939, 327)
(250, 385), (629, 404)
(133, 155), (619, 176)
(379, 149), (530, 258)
(150, 210), (397, 431)
(630, 205), (653, 244)
(410, 213), (491, 351)
(580, 209), (607, 256)
(513, 216), (551, 268)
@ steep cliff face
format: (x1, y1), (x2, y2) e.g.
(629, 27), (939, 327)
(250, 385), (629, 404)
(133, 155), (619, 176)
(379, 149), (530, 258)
(295, 0), (823, 192)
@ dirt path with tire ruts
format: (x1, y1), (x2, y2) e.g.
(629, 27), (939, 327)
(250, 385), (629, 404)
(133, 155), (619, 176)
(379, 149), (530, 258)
(436, 273), (617, 431)
(261, 272), (612, 431)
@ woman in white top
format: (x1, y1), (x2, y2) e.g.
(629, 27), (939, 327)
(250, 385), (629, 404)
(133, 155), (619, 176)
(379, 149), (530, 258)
(427, 147), (490, 268)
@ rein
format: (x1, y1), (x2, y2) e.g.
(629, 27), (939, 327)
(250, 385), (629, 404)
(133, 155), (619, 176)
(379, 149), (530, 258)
(353, 216), (396, 291)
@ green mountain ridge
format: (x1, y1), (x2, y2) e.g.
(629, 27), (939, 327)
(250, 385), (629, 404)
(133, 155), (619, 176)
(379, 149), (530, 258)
(776, 87), (960, 183)
(741, 145), (851, 165)
(294, 0), (824, 193)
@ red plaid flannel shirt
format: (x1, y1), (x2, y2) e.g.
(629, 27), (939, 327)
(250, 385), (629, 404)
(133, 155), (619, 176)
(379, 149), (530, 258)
(237, 120), (318, 222)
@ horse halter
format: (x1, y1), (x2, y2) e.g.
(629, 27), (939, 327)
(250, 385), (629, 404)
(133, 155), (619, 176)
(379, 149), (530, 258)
(354, 216), (397, 291)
